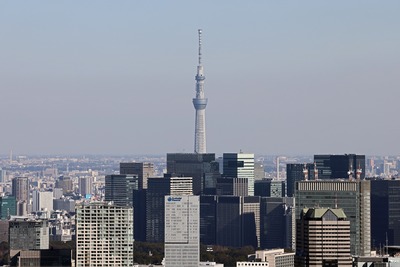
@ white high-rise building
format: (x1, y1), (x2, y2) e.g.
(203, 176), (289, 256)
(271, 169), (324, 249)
(164, 195), (199, 267)
(76, 202), (134, 267)
(32, 190), (53, 212)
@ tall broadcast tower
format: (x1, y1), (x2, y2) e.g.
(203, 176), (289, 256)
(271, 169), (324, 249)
(193, 29), (207, 153)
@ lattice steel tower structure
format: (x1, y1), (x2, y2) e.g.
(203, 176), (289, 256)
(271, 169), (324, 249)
(193, 29), (207, 153)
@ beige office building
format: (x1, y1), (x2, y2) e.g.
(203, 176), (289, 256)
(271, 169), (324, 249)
(295, 208), (352, 267)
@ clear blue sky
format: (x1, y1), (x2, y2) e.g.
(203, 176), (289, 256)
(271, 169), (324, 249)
(0, 1), (399, 155)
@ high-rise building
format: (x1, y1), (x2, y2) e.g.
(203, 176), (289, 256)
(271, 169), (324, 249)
(167, 153), (220, 195)
(295, 180), (371, 256)
(0, 168), (6, 183)
(0, 195), (16, 219)
(120, 162), (155, 190)
(370, 179), (400, 247)
(104, 174), (138, 206)
(55, 176), (73, 194)
(9, 217), (49, 257)
(164, 195), (199, 267)
(295, 208), (352, 267)
(216, 177), (248, 196)
(200, 195), (260, 248)
(223, 153), (255, 196)
(255, 179), (286, 197)
(146, 176), (193, 242)
(32, 191), (53, 213)
(286, 163), (314, 197)
(260, 197), (294, 249)
(193, 29), (207, 154)
(314, 154), (366, 180)
(78, 177), (93, 196)
(12, 177), (29, 202)
(75, 202), (134, 267)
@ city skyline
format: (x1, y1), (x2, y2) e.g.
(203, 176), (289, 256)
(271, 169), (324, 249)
(1, 1), (399, 155)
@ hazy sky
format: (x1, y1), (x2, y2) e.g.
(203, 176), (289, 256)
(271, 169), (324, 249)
(1, 1), (399, 156)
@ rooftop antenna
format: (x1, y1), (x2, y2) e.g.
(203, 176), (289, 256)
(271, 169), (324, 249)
(348, 162), (354, 181)
(356, 162), (362, 181)
(198, 29), (202, 65)
(314, 162), (318, 181)
(303, 164), (308, 181)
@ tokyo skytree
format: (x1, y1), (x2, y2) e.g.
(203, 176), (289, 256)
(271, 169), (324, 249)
(193, 29), (207, 153)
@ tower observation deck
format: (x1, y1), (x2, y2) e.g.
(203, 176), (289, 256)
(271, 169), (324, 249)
(193, 29), (207, 153)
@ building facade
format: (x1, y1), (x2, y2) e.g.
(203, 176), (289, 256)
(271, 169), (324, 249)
(75, 202), (134, 267)
(120, 162), (154, 190)
(164, 195), (199, 267)
(295, 208), (352, 267)
(314, 154), (366, 180)
(295, 180), (371, 256)
(12, 177), (29, 202)
(166, 153), (220, 195)
(146, 176), (193, 242)
(223, 153), (255, 196)
(104, 174), (138, 206)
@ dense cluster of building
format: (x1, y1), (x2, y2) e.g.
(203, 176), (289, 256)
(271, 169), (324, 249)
(1, 153), (400, 266)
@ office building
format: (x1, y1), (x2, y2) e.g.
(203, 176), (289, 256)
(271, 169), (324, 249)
(295, 208), (352, 267)
(53, 198), (75, 212)
(193, 29), (208, 154)
(164, 195), (199, 267)
(295, 180), (371, 256)
(55, 176), (73, 193)
(0, 220), (9, 243)
(120, 162), (155, 190)
(314, 154), (366, 180)
(216, 177), (248, 196)
(254, 162), (265, 180)
(75, 202), (134, 267)
(260, 197), (294, 249)
(223, 153), (255, 196)
(32, 191), (53, 212)
(0, 168), (6, 183)
(167, 153), (220, 195)
(286, 163), (314, 197)
(12, 177), (29, 202)
(105, 174), (138, 206)
(12, 249), (72, 267)
(200, 195), (260, 248)
(370, 179), (400, 247)
(9, 217), (49, 256)
(0, 195), (16, 219)
(255, 179), (286, 197)
(146, 176), (192, 242)
(78, 177), (93, 196)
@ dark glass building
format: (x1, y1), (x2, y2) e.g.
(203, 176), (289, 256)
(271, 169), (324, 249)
(216, 177), (248, 196)
(314, 154), (366, 180)
(167, 153), (220, 195)
(104, 174), (139, 206)
(286, 163), (313, 197)
(260, 197), (294, 249)
(120, 162), (154, 190)
(370, 179), (400, 247)
(146, 176), (192, 243)
(199, 195), (260, 248)
(255, 179), (286, 197)
(0, 195), (16, 219)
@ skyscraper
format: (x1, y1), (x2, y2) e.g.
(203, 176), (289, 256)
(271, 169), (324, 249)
(370, 179), (400, 247)
(223, 153), (255, 196)
(32, 190), (53, 212)
(164, 195), (200, 267)
(104, 174), (138, 206)
(295, 180), (371, 256)
(167, 153), (220, 195)
(146, 176), (193, 242)
(314, 154), (366, 180)
(12, 177), (29, 203)
(75, 202), (134, 267)
(295, 208), (352, 267)
(120, 162), (154, 190)
(193, 29), (207, 153)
